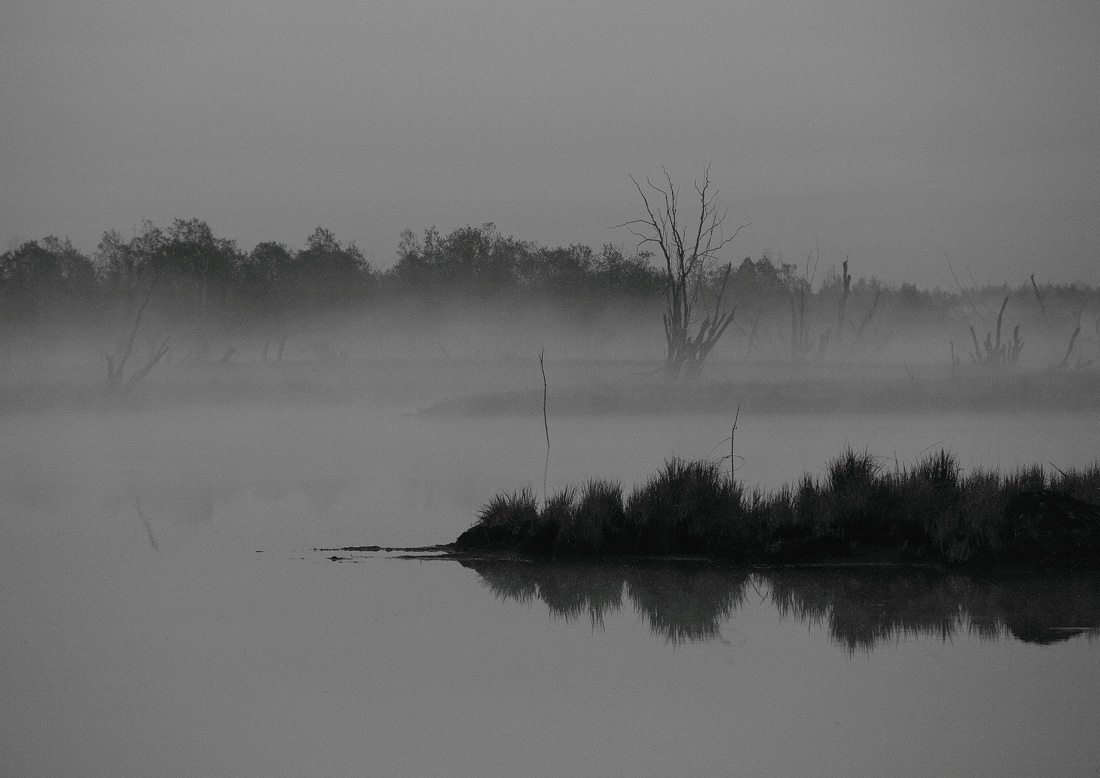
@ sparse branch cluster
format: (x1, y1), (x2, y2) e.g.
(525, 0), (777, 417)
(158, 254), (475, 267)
(616, 166), (747, 379)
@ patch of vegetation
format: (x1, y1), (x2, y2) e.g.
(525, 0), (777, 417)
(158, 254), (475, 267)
(454, 449), (1100, 567)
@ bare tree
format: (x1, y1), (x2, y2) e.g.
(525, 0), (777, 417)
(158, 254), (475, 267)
(104, 283), (171, 403)
(616, 166), (747, 379)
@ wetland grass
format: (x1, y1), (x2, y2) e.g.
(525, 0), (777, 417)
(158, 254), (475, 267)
(454, 449), (1100, 567)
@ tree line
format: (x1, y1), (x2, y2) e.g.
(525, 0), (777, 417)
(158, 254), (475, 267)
(3, 216), (1096, 332)
(2, 220), (670, 324)
(0, 218), (816, 327)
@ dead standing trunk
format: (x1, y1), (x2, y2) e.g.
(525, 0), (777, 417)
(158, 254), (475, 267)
(616, 166), (746, 381)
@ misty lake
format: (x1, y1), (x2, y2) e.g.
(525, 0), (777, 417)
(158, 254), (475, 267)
(3, 399), (1098, 777)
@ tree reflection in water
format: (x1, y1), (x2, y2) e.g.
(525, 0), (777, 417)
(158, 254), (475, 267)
(462, 559), (1100, 651)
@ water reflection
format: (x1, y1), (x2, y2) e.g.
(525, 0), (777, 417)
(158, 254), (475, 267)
(465, 558), (749, 644)
(463, 559), (1100, 650)
(766, 567), (1100, 651)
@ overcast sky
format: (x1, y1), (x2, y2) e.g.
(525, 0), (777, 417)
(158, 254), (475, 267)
(3, 0), (1098, 286)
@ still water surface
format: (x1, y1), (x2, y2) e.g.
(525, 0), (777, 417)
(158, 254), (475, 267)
(2, 405), (1098, 777)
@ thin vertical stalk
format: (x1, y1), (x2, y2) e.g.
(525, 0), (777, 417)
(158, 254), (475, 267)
(731, 405), (740, 482)
(1030, 274), (1047, 319)
(540, 349), (549, 506)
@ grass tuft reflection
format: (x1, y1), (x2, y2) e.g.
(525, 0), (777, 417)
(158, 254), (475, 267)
(465, 559), (1100, 651)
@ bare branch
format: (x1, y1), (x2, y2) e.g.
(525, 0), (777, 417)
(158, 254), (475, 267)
(617, 168), (745, 379)
(944, 250), (979, 317)
(104, 277), (169, 402)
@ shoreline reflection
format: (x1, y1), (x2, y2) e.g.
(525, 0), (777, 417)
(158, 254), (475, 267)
(462, 559), (1100, 650)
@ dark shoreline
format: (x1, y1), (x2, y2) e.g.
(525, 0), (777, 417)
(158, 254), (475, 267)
(320, 544), (1099, 571)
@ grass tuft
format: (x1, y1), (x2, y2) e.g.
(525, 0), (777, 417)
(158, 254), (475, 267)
(914, 449), (961, 490)
(827, 447), (882, 492)
(624, 458), (743, 554)
(457, 449), (1100, 567)
(454, 486), (538, 550)
(556, 479), (626, 555)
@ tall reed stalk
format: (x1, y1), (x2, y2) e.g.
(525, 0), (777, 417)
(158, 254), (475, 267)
(540, 348), (549, 507)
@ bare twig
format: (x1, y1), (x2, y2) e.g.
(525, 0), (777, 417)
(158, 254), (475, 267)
(994, 294), (1008, 354)
(834, 258), (851, 351)
(743, 311), (762, 360)
(856, 289), (881, 341)
(1030, 274), (1047, 319)
(120, 338), (170, 396)
(1051, 314), (1082, 370)
(105, 280), (170, 402)
(790, 289), (809, 360)
(943, 250), (979, 317)
(133, 496), (160, 554)
(540, 348), (549, 506)
(731, 405), (740, 482)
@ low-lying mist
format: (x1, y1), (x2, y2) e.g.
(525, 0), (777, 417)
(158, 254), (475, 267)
(5, 218), (1099, 418)
(2, 286), (1097, 418)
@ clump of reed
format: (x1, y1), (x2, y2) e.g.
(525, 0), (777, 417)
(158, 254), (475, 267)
(624, 459), (744, 553)
(456, 448), (1100, 567)
(455, 480), (629, 556)
(454, 486), (539, 550)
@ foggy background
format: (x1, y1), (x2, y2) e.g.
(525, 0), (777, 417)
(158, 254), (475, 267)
(3, 0), (1099, 287)
(4, 4), (1100, 775)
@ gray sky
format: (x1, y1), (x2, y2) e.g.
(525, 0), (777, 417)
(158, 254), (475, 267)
(3, 0), (1098, 286)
